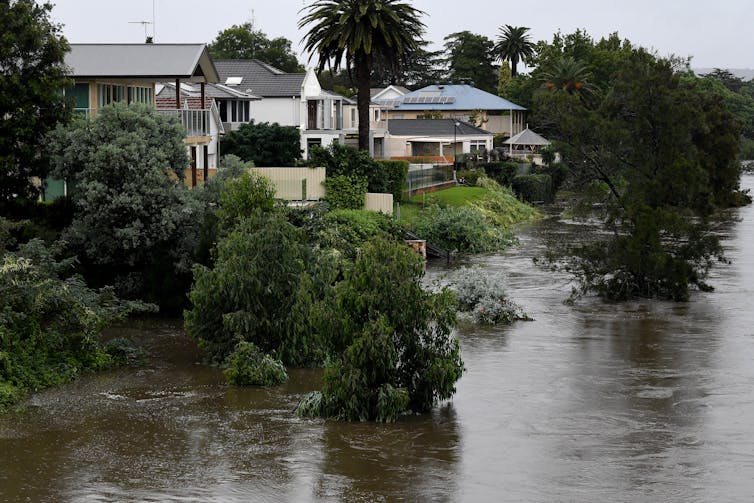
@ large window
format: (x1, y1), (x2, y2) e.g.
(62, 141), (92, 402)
(219, 99), (250, 122)
(97, 83), (152, 107)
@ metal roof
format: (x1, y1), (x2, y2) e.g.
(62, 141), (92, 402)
(156, 82), (260, 100)
(66, 44), (219, 82)
(504, 128), (550, 146)
(394, 84), (526, 111)
(388, 119), (493, 137)
(213, 59), (305, 97)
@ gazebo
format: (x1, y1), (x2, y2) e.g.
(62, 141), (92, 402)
(503, 127), (551, 160)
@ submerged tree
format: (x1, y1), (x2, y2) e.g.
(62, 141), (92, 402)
(300, 0), (425, 151)
(537, 49), (744, 301)
(297, 238), (464, 422)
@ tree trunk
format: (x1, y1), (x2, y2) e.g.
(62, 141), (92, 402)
(511, 55), (519, 77)
(356, 56), (372, 152)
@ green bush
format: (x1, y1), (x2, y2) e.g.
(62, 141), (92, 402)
(313, 209), (405, 258)
(296, 238), (463, 422)
(512, 174), (553, 203)
(0, 239), (151, 411)
(376, 159), (409, 201)
(309, 143), (388, 193)
(484, 161), (519, 186)
(413, 205), (514, 253)
(447, 267), (529, 324)
(220, 120), (302, 166)
(224, 342), (288, 386)
(456, 169), (484, 186)
(324, 174), (368, 210)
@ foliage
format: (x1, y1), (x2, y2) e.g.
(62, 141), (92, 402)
(536, 46), (742, 301)
(371, 40), (445, 89)
(446, 267), (529, 324)
(308, 143), (388, 193)
(413, 205), (513, 253)
(297, 238), (463, 421)
(224, 342), (288, 386)
(311, 208), (405, 259)
(215, 170), (277, 232)
(324, 175), (368, 210)
(185, 214), (308, 364)
(443, 31), (498, 93)
(512, 174), (553, 203)
(0, 239), (151, 411)
(456, 169), (484, 186)
(46, 103), (197, 309)
(376, 159), (410, 201)
(494, 25), (535, 77)
(208, 23), (304, 73)
(0, 0), (72, 208)
(470, 177), (540, 228)
(220, 121), (302, 166)
(300, 0), (425, 150)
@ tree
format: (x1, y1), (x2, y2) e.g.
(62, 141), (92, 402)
(371, 40), (444, 88)
(0, 0), (71, 209)
(208, 23), (304, 73)
(537, 50), (744, 301)
(46, 103), (197, 307)
(540, 56), (597, 103)
(300, 0), (425, 151)
(494, 25), (535, 77)
(220, 121), (302, 166)
(443, 31), (498, 93)
(297, 238), (464, 422)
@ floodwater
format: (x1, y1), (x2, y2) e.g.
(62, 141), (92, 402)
(2, 178), (754, 502)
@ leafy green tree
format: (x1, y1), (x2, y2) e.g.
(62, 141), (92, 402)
(220, 121), (302, 166)
(208, 23), (304, 73)
(443, 31), (498, 93)
(46, 103), (197, 306)
(494, 25), (535, 77)
(300, 0), (425, 151)
(308, 143), (388, 193)
(185, 213), (308, 364)
(297, 238), (463, 421)
(0, 0), (71, 209)
(537, 50), (744, 301)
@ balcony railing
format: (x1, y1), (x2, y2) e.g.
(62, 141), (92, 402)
(155, 109), (211, 137)
(75, 107), (212, 138)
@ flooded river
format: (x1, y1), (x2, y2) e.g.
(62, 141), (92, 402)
(2, 177), (754, 502)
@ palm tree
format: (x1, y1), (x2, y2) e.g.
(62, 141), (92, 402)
(299, 0), (425, 151)
(494, 25), (535, 77)
(541, 57), (597, 99)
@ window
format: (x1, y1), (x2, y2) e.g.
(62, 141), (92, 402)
(350, 108), (356, 124)
(219, 100), (250, 123)
(469, 140), (487, 152)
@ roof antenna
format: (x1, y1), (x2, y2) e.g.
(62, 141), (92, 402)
(129, 20), (153, 43)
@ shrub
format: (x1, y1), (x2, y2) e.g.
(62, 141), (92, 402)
(220, 120), (302, 166)
(216, 171), (277, 232)
(447, 267), (528, 324)
(376, 159), (409, 201)
(456, 169), (484, 186)
(224, 342), (288, 386)
(308, 143), (388, 193)
(313, 209), (405, 258)
(296, 238), (464, 421)
(413, 205), (514, 253)
(471, 177), (540, 228)
(324, 174), (368, 210)
(512, 174), (553, 203)
(185, 214), (307, 364)
(484, 161), (519, 186)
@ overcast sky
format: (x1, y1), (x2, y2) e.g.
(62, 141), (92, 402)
(50, 0), (752, 70)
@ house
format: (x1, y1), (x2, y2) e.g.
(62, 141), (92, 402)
(213, 59), (385, 158)
(57, 43), (220, 193)
(387, 84), (526, 137)
(384, 119), (494, 162)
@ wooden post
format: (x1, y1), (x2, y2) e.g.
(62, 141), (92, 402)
(190, 146), (197, 187)
(175, 79), (180, 109)
(203, 144), (209, 183)
(200, 82), (205, 110)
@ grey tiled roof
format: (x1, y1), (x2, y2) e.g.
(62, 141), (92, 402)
(504, 128), (550, 146)
(388, 119), (492, 137)
(213, 59), (305, 97)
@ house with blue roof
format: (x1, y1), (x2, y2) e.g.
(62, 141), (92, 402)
(387, 84), (526, 137)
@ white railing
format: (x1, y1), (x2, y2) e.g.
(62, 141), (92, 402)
(155, 109), (211, 137)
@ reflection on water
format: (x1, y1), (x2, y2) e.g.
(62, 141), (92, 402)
(2, 177), (754, 502)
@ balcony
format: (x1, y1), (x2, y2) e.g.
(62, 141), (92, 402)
(74, 107), (213, 138)
(155, 109), (211, 137)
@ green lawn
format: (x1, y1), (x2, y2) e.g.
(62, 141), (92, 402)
(408, 186), (490, 208)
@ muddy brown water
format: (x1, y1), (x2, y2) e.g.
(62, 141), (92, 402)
(2, 177), (754, 502)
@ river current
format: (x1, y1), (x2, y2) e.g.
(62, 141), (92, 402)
(2, 177), (753, 502)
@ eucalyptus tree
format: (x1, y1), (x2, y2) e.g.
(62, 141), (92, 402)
(299, 0), (425, 151)
(494, 25), (535, 77)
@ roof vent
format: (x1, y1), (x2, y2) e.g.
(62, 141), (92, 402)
(225, 77), (242, 86)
